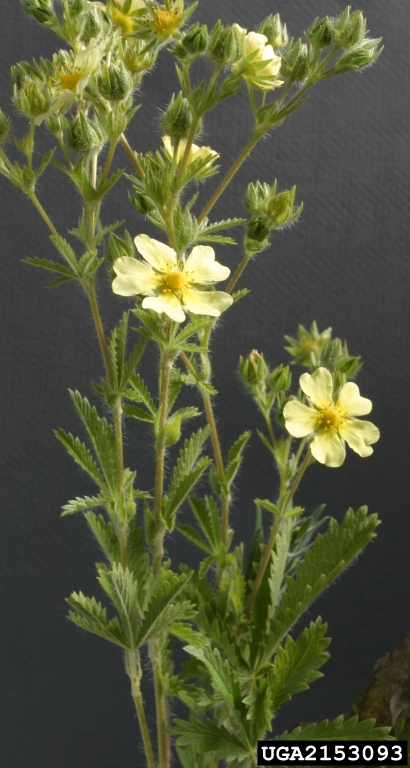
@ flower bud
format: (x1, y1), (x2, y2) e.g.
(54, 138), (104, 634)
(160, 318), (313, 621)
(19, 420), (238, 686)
(14, 81), (51, 118)
(258, 14), (288, 50)
(45, 113), (65, 134)
(266, 186), (301, 227)
(165, 415), (181, 446)
(307, 16), (333, 49)
(208, 22), (241, 65)
(245, 180), (276, 214)
(333, 39), (382, 72)
(98, 61), (133, 101)
(246, 217), (270, 243)
(131, 192), (157, 216)
(160, 93), (192, 140)
(0, 110), (11, 143)
(66, 113), (104, 153)
(67, 0), (87, 17)
(334, 9), (366, 49)
(280, 38), (308, 82)
(20, 0), (56, 27)
(121, 40), (157, 73)
(172, 23), (208, 61)
(267, 364), (291, 392)
(239, 350), (269, 389)
(81, 5), (108, 44)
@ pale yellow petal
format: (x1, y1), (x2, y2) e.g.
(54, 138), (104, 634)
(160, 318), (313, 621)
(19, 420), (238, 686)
(336, 382), (372, 417)
(112, 257), (161, 294)
(300, 367), (333, 409)
(244, 31), (269, 57)
(134, 234), (177, 271)
(338, 420), (380, 457)
(185, 246), (230, 284)
(283, 400), (320, 438)
(142, 293), (185, 323)
(162, 135), (173, 158)
(310, 430), (346, 467)
(182, 288), (233, 317)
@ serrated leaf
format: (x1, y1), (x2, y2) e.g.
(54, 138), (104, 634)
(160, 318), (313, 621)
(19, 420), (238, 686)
(134, 573), (194, 648)
(23, 257), (76, 278)
(269, 618), (330, 711)
(164, 427), (211, 527)
(123, 404), (154, 422)
(50, 235), (78, 271)
(267, 518), (294, 615)
(133, 309), (168, 345)
(189, 496), (220, 552)
(127, 372), (157, 416)
(184, 644), (242, 709)
(257, 507), (379, 669)
(276, 715), (391, 741)
(70, 390), (118, 493)
(84, 513), (119, 562)
(61, 494), (107, 516)
(172, 317), (212, 347)
(55, 429), (106, 490)
(225, 431), (251, 486)
(98, 563), (141, 645)
(169, 623), (203, 647)
(67, 592), (127, 647)
(231, 288), (250, 303)
(177, 523), (213, 554)
(173, 716), (250, 760)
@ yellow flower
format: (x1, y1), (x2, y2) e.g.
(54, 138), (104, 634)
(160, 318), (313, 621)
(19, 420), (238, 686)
(109, 0), (146, 37)
(57, 38), (106, 101)
(232, 24), (283, 90)
(112, 235), (233, 323)
(283, 367), (380, 468)
(162, 135), (219, 167)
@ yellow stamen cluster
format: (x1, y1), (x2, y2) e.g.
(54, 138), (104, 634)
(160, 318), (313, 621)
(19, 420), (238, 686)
(152, 6), (180, 35)
(110, 10), (135, 36)
(164, 270), (187, 293)
(319, 405), (345, 430)
(58, 68), (82, 93)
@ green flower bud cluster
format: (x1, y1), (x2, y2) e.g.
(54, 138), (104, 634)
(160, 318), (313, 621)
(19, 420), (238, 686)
(280, 38), (309, 82)
(20, 0), (57, 29)
(172, 23), (208, 62)
(307, 17), (333, 49)
(284, 322), (362, 377)
(333, 7), (367, 49)
(239, 350), (291, 413)
(258, 14), (288, 50)
(98, 61), (133, 101)
(120, 40), (157, 74)
(13, 78), (51, 119)
(208, 21), (242, 65)
(66, 113), (105, 154)
(244, 180), (303, 254)
(160, 93), (192, 139)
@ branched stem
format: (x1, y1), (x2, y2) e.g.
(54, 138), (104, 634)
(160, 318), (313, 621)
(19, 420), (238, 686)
(197, 133), (259, 224)
(226, 251), (252, 295)
(120, 133), (146, 181)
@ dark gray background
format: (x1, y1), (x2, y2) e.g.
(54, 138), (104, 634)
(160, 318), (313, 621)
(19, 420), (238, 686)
(0, 1), (409, 766)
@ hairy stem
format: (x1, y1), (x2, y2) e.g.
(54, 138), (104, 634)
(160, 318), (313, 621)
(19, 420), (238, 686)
(127, 651), (157, 768)
(245, 513), (282, 619)
(27, 191), (59, 237)
(197, 133), (259, 224)
(153, 352), (173, 574)
(150, 637), (170, 768)
(226, 251), (252, 295)
(120, 133), (146, 181)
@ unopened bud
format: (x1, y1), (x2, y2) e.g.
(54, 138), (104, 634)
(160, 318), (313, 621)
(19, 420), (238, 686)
(165, 415), (181, 446)
(20, 0), (56, 27)
(334, 39), (382, 72)
(98, 61), (133, 101)
(67, 0), (87, 17)
(0, 110), (11, 143)
(246, 217), (270, 243)
(122, 40), (157, 73)
(307, 16), (333, 49)
(239, 350), (269, 389)
(267, 364), (291, 392)
(258, 14), (288, 50)
(66, 113), (104, 153)
(14, 81), (50, 118)
(245, 181), (272, 214)
(334, 9), (366, 49)
(266, 186), (299, 227)
(131, 192), (157, 216)
(172, 23), (208, 60)
(208, 22), (241, 65)
(160, 93), (192, 140)
(280, 39), (308, 82)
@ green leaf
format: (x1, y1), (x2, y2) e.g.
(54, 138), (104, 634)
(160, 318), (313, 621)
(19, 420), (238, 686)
(23, 257), (76, 280)
(173, 716), (250, 760)
(275, 715), (391, 740)
(257, 507), (379, 669)
(61, 494), (107, 516)
(225, 431), (251, 486)
(266, 518), (294, 614)
(54, 429), (106, 490)
(176, 523), (213, 555)
(189, 496), (220, 552)
(66, 592), (127, 647)
(134, 572), (195, 648)
(84, 513), (119, 563)
(127, 372), (157, 416)
(70, 390), (118, 493)
(50, 235), (79, 272)
(123, 404), (154, 423)
(268, 617), (330, 711)
(108, 311), (128, 391)
(133, 309), (169, 346)
(164, 427), (211, 528)
(98, 563), (141, 645)
(184, 644), (242, 709)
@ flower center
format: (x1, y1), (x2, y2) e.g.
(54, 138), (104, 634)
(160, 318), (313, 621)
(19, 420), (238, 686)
(59, 69), (81, 93)
(164, 270), (187, 293)
(111, 10), (135, 36)
(319, 406), (345, 430)
(152, 8), (180, 35)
